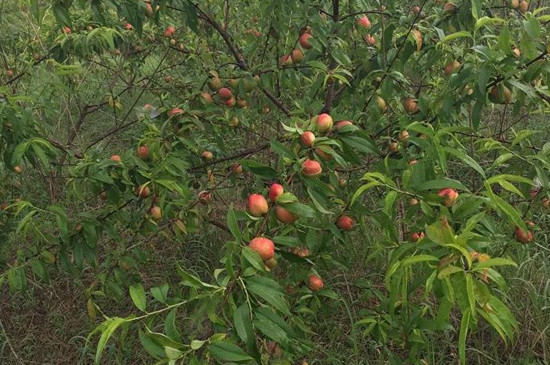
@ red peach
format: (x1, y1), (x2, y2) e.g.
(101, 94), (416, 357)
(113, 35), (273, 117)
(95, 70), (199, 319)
(301, 131), (316, 147)
(308, 274), (324, 291)
(269, 184), (284, 203)
(275, 206), (298, 224)
(163, 26), (175, 37)
(411, 231), (425, 242)
(336, 215), (355, 231)
(299, 33), (313, 49)
(514, 227), (533, 244)
(301, 159), (322, 177)
(438, 188), (459, 207)
(137, 145), (149, 159)
(357, 16), (372, 29)
(249, 237), (275, 260)
(248, 194), (269, 216)
(218, 87), (233, 100)
(316, 113), (333, 133)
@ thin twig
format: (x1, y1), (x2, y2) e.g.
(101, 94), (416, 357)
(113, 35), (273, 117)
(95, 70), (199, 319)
(0, 317), (23, 365)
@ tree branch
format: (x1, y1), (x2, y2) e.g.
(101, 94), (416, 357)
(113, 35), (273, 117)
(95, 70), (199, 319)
(320, 0), (340, 114)
(363, 0), (428, 112)
(187, 1), (292, 117)
(190, 141), (277, 172)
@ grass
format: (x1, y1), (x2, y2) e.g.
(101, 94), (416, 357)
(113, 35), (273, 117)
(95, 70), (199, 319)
(0, 276), (89, 364)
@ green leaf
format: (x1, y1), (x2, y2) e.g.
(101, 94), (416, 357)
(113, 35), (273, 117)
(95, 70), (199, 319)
(351, 180), (382, 206)
(438, 265), (463, 279)
(180, 0), (199, 33)
(272, 236), (300, 247)
(246, 276), (289, 315)
(227, 205), (242, 242)
(144, 327), (185, 349)
(341, 135), (378, 154)
(485, 174), (532, 186)
(465, 274), (476, 315)
(484, 182), (526, 231)
(523, 17), (541, 39)
(475, 16), (505, 30)
(458, 309), (471, 365)
(440, 31), (472, 44)
(382, 191), (398, 217)
(255, 307), (294, 334)
(151, 284), (169, 304)
(474, 258), (517, 269)
(208, 340), (253, 363)
(190, 339), (207, 350)
(497, 26), (511, 51)
(306, 60), (328, 72)
(31, 259), (48, 282)
(491, 153), (514, 167)
(444, 244), (472, 269)
(413, 178), (469, 192)
(487, 296), (518, 337)
(164, 309), (181, 341)
(270, 140), (295, 159)
(240, 159), (278, 179)
(129, 284), (147, 312)
(29, 0), (41, 22)
(511, 129), (536, 146)
(165, 346), (183, 360)
(53, 3), (72, 26)
(93, 317), (126, 364)
(360, 172), (397, 188)
(276, 192), (298, 204)
(471, 0), (482, 19)
(426, 220), (455, 245)
(306, 186), (332, 215)
(48, 205), (68, 241)
(508, 81), (536, 98)
(32, 144), (51, 170)
(7, 267), (27, 291)
(401, 255), (439, 266)
(477, 308), (508, 343)
(177, 266), (221, 290)
(234, 304), (255, 350)
(443, 147), (486, 178)
(331, 50), (352, 67)
(139, 329), (165, 358)
(242, 247), (267, 272)
(282, 201), (316, 218)
(11, 141), (29, 165)
(372, 212), (399, 242)
(254, 315), (290, 347)
(484, 268), (507, 289)
(495, 180), (524, 198)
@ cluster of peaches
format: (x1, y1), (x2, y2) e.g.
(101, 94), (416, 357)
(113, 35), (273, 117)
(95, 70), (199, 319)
(246, 181), (354, 292)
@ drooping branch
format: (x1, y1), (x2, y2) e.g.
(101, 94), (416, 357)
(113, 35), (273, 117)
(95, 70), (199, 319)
(84, 49), (171, 153)
(339, 10), (396, 21)
(190, 141), (276, 172)
(363, 0), (429, 112)
(320, 0), (340, 114)
(3, 54), (48, 86)
(187, 1), (292, 117)
(191, 2), (247, 69)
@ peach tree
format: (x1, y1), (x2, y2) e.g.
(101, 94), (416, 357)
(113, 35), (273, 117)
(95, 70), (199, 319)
(0, 0), (549, 363)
